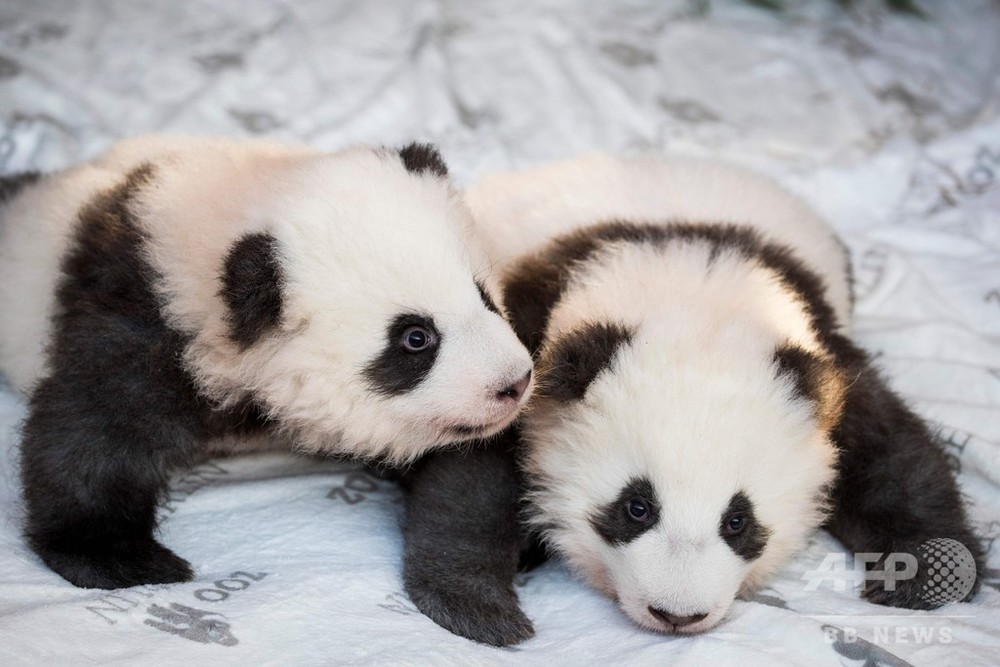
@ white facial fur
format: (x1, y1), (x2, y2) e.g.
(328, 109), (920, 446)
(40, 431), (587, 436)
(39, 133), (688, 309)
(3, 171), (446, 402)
(0, 136), (533, 463)
(522, 239), (839, 633)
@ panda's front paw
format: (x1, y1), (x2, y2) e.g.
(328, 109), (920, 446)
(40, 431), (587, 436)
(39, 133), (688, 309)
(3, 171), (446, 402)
(404, 574), (534, 647)
(861, 539), (980, 610)
(36, 538), (194, 589)
(862, 573), (935, 610)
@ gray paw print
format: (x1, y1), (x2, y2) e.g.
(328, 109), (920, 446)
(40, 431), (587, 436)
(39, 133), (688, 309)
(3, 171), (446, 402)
(144, 603), (238, 646)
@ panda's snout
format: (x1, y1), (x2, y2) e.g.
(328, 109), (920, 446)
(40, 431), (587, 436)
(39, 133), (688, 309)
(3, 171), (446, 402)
(496, 369), (532, 403)
(647, 607), (708, 632)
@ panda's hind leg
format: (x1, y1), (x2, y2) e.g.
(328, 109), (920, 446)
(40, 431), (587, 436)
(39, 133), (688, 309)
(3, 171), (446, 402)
(15, 163), (213, 589)
(19, 312), (206, 589)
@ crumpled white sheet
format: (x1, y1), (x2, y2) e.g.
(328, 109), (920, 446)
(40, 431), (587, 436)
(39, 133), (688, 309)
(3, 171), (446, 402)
(1, 1), (999, 665)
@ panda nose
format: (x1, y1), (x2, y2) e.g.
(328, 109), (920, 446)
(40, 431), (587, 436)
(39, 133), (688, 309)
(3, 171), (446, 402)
(496, 369), (531, 402)
(647, 607), (708, 629)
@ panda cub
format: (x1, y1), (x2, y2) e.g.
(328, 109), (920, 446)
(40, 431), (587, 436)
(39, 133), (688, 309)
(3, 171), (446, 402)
(403, 153), (982, 644)
(0, 135), (533, 590)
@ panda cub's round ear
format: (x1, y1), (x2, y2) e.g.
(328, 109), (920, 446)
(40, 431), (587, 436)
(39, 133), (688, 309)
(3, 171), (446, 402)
(397, 142), (448, 178)
(539, 322), (635, 401)
(773, 344), (847, 432)
(219, 232), (284, 350)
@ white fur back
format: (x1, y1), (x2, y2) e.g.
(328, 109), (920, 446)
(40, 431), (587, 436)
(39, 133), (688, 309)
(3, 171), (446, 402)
(0, 135), (308, 393)
(466, 153), (852, 329)
(0, 166), (118, 391)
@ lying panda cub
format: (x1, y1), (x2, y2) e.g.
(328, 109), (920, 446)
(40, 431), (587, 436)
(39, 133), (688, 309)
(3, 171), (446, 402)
(0, 135), (533, 590)
(402, 153), (982, 644)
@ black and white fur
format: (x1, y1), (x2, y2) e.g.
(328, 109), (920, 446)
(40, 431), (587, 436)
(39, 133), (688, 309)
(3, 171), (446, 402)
(0, 135), (533, 590)
(403, 153), (983, 642)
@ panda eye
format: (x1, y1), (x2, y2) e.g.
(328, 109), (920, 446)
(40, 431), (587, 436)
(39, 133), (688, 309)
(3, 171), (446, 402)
(724, 513), (747, 536)
(625, 498), (651, 523)
(401, 326), (437, 352)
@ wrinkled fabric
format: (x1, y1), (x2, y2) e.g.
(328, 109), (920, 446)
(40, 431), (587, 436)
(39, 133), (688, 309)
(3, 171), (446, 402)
(0, 1), (998, 665)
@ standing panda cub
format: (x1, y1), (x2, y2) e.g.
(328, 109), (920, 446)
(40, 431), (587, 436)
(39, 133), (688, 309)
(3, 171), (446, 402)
(414, 154), (980, 640)
(0, 136), (533, 590)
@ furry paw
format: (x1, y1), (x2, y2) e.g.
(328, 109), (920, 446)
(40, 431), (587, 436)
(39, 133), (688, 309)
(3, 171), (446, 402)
(862, 574), (936, 610)
(36, 539), (193, 589)
(861, 539), (980, 610)
(404, 574), (534, 647)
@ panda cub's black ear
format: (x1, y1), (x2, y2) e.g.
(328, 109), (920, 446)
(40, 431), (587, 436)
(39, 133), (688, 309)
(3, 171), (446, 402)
(773, 344), (847, 431)
(220, 232), (284, 350)
(539, 322), (634, 401)
(398, 142), (448, 178)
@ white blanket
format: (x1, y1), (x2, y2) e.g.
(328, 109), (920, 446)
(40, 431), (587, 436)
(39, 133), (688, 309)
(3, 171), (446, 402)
(1, 1), (998, 665)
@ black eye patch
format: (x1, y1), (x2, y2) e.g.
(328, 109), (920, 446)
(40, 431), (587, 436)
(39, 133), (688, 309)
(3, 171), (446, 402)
(363, 314), (441, 396)
(719, 491), (770, 561)
(590, 477), (660, 546)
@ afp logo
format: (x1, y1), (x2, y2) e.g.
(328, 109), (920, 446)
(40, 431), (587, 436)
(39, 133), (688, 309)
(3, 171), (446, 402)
(803, 538), (977, 605)
(918, 538), (977, 605)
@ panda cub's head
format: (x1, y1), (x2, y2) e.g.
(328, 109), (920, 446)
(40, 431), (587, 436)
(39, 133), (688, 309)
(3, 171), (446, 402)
(509, 224), (845, 634)
(168, 143), (532, 462)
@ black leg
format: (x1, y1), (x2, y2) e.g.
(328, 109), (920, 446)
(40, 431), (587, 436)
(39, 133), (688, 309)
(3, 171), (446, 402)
(400, 428), (534, 646)
(17, 164), (215, 589)
(825, 342), (984, 608)
(19, 300), (212, 590)
(21, 366), (200, 589)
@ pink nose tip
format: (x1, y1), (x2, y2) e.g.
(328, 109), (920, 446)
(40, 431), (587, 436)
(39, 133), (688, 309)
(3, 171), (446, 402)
(496, 369), (531, 402)
(648, 607), (708, 629)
